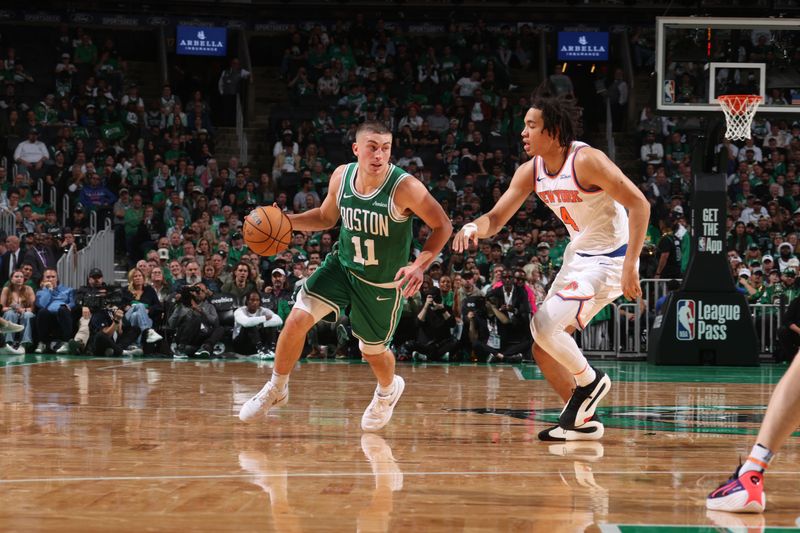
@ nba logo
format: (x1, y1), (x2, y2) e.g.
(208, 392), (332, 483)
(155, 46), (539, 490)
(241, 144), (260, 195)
(676, 299), (695, 341)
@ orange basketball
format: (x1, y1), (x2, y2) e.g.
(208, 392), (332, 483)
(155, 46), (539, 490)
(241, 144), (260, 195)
(243, 205), (293, 257)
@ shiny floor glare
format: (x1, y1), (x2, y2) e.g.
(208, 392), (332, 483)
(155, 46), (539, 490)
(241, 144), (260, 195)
(0, 356), (798, 531)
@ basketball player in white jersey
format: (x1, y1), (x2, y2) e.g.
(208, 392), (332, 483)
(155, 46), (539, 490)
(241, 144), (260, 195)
(453, 86), (649, 441)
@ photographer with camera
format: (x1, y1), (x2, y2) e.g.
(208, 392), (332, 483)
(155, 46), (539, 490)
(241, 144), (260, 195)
(460, 293), (490, 362)
(232, 290), (283, 357)
(70, 268), (120, 354)
(86, 305), (143, 357)
(408, 287), (458, 362)
(74, 268), (110, 308)
(483, 271), (532, 364)
(167, 282), (224, 358)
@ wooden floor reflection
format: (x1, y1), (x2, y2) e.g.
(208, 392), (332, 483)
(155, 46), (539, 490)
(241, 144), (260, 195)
(0, 358), (798, 532)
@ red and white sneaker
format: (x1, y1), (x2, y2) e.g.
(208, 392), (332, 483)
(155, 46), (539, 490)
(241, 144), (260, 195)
(706, 467), (766, 513)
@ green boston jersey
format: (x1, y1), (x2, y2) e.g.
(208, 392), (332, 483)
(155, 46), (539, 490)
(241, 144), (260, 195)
(336, 163), (413, 283)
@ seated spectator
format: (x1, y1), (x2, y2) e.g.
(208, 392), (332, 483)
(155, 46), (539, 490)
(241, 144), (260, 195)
(292, 178), (321, 213)
(174, 260), (202, 292)
(167, 282), (224, 358)
(232, 290), (283, 357)
(737, 138), (763, 163)
(397, 146), (424, 170)
(307, 315), (351, 359)
(426, 104), (450, 134)
(201, 262), (222, 294)
(122, 268), (163, 348)
(13, 128), (49, 179)
(640, 130), (663, 168)
(1, 269), (36, 352)
(80, 171), (116, 215)
(147, 265), (170, 300)
(34, 268), (75, 353)
(221, 261), (257, 303)
(664, 132), (690, 172)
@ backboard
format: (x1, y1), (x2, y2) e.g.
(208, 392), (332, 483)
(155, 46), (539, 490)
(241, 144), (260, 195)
(656, 17), (800, 114)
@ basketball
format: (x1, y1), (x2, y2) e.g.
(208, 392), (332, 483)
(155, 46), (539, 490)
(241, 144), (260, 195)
(243, 205), (292, 257)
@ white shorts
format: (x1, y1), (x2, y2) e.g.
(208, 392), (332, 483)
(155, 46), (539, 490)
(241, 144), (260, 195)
(544, 249), (625, 329)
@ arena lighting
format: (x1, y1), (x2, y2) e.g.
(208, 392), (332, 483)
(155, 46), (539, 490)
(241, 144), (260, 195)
(590, 64), (596, 73)
(561, 62), (567, 73)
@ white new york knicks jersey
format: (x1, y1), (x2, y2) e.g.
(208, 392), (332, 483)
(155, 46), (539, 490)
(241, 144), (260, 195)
(534, 141), (628, 255)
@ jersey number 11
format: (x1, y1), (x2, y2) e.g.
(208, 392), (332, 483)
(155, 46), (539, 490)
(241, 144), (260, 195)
(352, 236), (379, 266)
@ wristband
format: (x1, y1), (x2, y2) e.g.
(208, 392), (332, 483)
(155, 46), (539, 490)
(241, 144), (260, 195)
(463, 222), (478, 238)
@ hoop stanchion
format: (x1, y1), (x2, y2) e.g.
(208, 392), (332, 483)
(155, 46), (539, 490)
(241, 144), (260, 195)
(718, 94), (763, 141)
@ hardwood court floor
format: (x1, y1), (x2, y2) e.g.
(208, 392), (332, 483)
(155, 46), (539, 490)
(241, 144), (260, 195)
(0, 356), (798, 532)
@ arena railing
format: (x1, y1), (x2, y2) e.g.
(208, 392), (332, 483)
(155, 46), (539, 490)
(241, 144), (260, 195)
(62, 194), (70, 228)
(575, 279), (781, 359)
(236, 94), (249, 166)
(56, 220), (114, 290)
(750, 303), (783, 356)
(0, 206), (16, 237)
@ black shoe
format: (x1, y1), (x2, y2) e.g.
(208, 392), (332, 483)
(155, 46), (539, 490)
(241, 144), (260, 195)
(506, 353), (523, 364)
(559, 367), (611, 430)
(195, 345), (212, 358)
(538, 415), (604, 442)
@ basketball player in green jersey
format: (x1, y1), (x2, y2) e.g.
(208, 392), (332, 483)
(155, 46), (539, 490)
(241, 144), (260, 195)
(240, 121), (452, 431)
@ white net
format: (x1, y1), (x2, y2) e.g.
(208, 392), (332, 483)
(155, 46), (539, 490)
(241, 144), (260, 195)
(719, 95), (763, 141)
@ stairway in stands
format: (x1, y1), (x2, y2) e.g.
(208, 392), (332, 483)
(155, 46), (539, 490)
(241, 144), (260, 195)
(213, 66), (285, 173)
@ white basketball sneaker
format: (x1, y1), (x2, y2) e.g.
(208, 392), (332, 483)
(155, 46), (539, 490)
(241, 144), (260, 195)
(239, 381), (289, 422)
(361, 375), (405, 432)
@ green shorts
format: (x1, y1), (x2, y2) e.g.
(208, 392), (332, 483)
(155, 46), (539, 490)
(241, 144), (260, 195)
(297, 252), (404, 351)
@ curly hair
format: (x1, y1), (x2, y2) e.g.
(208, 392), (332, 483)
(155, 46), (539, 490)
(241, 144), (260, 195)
(530, 82), (581, 149)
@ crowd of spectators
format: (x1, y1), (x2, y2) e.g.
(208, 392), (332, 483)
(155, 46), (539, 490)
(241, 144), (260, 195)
(0, 20), (798, 360)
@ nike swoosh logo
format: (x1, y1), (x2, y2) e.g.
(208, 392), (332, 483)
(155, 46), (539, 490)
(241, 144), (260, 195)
(536, 177), (544, 182)
(343, 194), (354, 198)
(571, 424), (600, 433)
(376, 296), (391, 301)
(584, 382), (607, 413)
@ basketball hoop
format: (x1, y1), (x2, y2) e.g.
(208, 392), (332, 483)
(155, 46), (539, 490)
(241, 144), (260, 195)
(718, 95), (763, 141)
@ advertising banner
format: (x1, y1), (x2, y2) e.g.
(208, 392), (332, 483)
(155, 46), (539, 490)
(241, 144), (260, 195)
(648, 173), (759, 366)
(176, 25), (227, 56)
(557, 31), (609, 61)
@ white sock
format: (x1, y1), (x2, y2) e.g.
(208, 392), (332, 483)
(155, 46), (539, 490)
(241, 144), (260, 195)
(270, 371), (289, 391)
(377, 378), (395, 396)
(740, 443), (774, 474)
(574, 364), (597, 387)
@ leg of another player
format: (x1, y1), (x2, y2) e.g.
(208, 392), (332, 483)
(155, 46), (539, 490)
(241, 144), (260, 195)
(752, 350), (800, 453)
(361, 346), (405, 432)
(239, 308), (316, 422)
(532, 325), (580, 403)
(707, 349), (800, 512)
